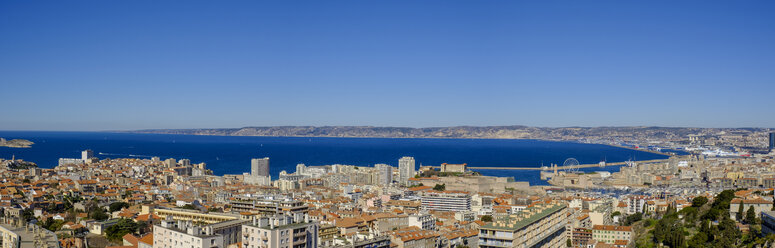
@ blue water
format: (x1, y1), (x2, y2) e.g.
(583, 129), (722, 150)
(0, 131), (668, 185)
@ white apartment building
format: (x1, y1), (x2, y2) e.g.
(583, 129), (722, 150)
(398, 157), (415, 186)
(242, 216), (319, 248)
(408, 214), (435, 230)
(626, 197), (646, 214)
(153, 219), (225, 248)
(420, 191), (471, 212)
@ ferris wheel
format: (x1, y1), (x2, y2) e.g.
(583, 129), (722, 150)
(562, 158), (580, 174)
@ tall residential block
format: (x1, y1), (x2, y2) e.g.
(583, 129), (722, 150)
(375, 164), (393, 186)
(479, 202), (568, 248)
(252, 158), (270, 177)
(165, 158), (177, 168)
(769, 132), (775, 151)
(398, 156), (415, 186)
(82, 149), (94, 161)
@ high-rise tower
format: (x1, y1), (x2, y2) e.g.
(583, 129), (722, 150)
(81, 149), (94, 161)
(375, 163), (393, 186)
(398, 156), (416, 186)
(251, 157), (270, 177)
(769, 132), (775, 151)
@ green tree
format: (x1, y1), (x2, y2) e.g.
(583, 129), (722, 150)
(665, 230), (685, 248)
(611, 211), (621, 218)
(480, 215), (493, 222)
(624, 212), (642, 225)
(21, 208), (34, 221)
(180, 204), (197, 210)
(433, 184), (446, 191)
(665, 205), (676, 217)
(716, 217), (740, 246)
(654, 213), (684, 247)
(692, 196), (708, 208)
(653, 218), (669, 243)
(679, 207), (698, 224)
(109, 202), (130, 212)
(687, 232), (708, 248)
(38, 217), (65, 232)
(104, 218), (139, 242)
(736, 203), (744, 221)
(90, 207), (109, 221)
(746, 206), (757, 224)
(566, 239), (572, 247)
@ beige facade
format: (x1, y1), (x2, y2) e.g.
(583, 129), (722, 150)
(153, 208), (240, 224)
(440, 163), (467, 173)
(242, 216), (319, 248)
(591, 225), (632, 245)
(479, 203), (568, 248)
(153, 220), (224, 248)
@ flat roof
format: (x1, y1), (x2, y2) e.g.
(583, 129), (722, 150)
(0, 223), (60, 248)
(481, 204), (566, 232)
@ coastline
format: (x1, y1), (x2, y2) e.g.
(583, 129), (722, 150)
(124, 131), (676, 158)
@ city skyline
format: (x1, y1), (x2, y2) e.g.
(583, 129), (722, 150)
(2, 2), (775, 247)
(2, 1), (774, 131)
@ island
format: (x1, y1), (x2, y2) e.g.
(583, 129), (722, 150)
(0, 138), (34, 148)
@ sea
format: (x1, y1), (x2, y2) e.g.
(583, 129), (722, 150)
(0, 131), (669, 186)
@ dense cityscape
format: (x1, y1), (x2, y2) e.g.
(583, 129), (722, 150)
(0, 132), (773, 248)
(3, 1), (774, 248)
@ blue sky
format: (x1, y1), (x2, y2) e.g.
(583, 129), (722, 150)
(1, 1), (774, 130)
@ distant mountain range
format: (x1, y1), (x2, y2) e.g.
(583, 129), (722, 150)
(130, 126), (772, 141)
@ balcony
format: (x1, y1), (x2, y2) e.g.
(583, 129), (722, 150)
(479, 240), (511, 247)
(293, 238), (306, 245)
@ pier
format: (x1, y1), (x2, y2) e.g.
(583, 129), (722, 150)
(432, 159), (669, 171)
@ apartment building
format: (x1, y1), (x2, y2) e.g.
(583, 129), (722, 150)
(230, 197), (309, 216)
(385, 227), (440, 248)
(0, 219), (60, 248)
(625, 197), (646, 214)
(242, 216), (319, 248)
(153, 208), (240, 224)
(153, 219), (228, 248)
(730, 198), (772, 221)
(478, 202), (568, 248)
(408, 214), (435, 230)
(761, 210), (775, 235)
(421, 191), (471, 212)
(591, 225), (632, 245)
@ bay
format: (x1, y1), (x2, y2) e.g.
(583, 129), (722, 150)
(0, 131), (668, 185)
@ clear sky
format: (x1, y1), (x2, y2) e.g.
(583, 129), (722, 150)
(1, 1), (774, 131)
